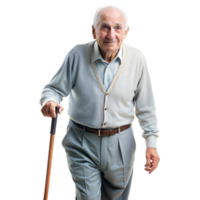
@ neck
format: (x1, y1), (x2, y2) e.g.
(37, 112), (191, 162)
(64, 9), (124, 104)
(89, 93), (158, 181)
(99, 48), (119, 63)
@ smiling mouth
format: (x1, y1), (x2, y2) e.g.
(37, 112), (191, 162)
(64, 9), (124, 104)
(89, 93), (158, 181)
(104, 41), (117, 44)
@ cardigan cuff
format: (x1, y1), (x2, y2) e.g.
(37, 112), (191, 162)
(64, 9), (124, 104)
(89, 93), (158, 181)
(145, 135), (157, 149)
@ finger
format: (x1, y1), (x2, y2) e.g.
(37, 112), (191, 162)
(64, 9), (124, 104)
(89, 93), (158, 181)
(47, 103), (52, 117)
(60, 104), (66, 115)
(58, 109), (61, 114)
(57, 105), (62, 115)
(41, 106), (47, 117)
(145, 154), (151, 169)
(50, 104), (56, 118)
(149, 157), (160, 174)
(59, 107), (62, 114)
(149, 160), (158, 174)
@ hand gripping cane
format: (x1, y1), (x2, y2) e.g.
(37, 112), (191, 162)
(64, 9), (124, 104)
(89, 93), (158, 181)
(43, 106), (60, 200)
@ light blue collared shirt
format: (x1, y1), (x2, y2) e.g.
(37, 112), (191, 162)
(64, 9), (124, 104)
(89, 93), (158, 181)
(91, 41), (123, 91)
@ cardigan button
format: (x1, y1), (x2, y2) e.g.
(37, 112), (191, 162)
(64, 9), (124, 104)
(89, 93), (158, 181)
(104, 123), (106, 125)
(104, 108), (107, 110)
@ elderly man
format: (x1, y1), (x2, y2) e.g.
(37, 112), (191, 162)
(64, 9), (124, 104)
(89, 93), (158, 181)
(40, 6), (160, 200)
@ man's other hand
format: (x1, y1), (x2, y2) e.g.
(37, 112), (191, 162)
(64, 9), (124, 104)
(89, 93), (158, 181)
(142, 148), (162, 175)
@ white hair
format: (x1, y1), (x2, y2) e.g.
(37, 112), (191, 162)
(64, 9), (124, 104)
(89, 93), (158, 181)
(93, 6), (128, 31)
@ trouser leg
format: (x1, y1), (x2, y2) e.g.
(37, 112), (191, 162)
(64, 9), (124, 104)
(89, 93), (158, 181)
(62, 120), (102, 200)
(101, 126), (136, 200)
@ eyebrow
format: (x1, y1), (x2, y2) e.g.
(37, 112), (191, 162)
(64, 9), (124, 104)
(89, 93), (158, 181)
(100, 22), (123, 27)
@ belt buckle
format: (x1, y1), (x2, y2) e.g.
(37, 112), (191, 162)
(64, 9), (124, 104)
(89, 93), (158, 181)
(98, 129), (101, 136)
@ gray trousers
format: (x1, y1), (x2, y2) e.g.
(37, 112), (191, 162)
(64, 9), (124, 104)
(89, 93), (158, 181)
(62, 119), (136, 200)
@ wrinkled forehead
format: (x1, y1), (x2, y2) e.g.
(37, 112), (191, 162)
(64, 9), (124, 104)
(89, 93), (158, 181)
(98, 8), (125, 28)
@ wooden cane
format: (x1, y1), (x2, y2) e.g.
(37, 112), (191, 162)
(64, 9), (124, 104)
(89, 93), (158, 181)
(43, 106), (60, 200)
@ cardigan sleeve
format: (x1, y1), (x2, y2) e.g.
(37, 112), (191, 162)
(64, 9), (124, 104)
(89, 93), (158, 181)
(39, 53), (75, 107)
(133, 56), (159, 149)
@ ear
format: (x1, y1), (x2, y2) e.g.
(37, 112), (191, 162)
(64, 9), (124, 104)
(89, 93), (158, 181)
(92, 25), (96, 39)
(124, 25), (131, 41)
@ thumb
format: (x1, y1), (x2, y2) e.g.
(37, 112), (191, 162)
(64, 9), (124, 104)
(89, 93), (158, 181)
(56, 103), (64, 114)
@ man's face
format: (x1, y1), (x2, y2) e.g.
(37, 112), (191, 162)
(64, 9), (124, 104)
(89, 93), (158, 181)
(92, 8), (129, 55)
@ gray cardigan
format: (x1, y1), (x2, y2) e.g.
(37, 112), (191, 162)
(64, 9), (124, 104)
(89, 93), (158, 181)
(39, 41), (159, 148)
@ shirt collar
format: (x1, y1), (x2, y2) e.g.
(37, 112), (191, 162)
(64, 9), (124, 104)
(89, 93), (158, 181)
(91, 41), (123, 65)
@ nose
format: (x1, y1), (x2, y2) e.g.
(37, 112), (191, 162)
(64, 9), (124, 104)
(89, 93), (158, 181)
(107, 27), (115, 40)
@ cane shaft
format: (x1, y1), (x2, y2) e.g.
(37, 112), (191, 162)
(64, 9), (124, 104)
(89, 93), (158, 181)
(42, 107), (59, 200)
(44, 135), (56, 200)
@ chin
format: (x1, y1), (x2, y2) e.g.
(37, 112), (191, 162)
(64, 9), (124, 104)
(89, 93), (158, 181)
(104, 45), (119, 52)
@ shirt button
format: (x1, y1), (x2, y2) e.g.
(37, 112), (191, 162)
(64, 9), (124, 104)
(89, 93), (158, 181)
(104, 123), (106, 125)
(104, 108), (107, 110)
(106, 93), (108, 96)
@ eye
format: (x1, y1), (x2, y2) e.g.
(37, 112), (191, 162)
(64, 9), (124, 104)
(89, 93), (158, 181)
(115, 26), (121, 30)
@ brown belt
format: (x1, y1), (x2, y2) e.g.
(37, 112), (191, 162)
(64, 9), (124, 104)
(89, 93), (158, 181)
(72, 120), (131, 136)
